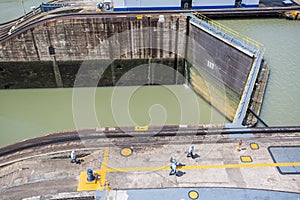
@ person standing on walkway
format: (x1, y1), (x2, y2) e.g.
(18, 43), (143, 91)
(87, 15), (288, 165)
(169, 161), (177, 175)
(70, 150), (77, 163)
(187, 145), (195, 158)
(237, 140), (243, 151)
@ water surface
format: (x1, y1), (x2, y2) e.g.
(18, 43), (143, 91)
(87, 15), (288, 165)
(0, 86), (227, 146)
(0, 0), (44, 23)
(0, 5), (299, 146)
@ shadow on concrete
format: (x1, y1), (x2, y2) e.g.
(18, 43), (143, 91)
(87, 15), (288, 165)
(77, 159), (84, 165)
(192, 154), (200, 159)
(176, 171), (186, 177)
(71, 159), (84, 165)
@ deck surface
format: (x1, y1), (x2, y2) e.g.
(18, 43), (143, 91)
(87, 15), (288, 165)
(1, 131), (299, 199)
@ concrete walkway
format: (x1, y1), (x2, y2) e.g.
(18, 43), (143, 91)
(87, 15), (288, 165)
(1, 134), (300, 199)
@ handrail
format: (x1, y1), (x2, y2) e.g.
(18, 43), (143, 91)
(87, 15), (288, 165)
(192, 12), (264, 54)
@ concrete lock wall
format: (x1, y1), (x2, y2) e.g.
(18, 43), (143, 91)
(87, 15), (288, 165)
(0, 14), (187, 61)
(0, 14), (187, 88)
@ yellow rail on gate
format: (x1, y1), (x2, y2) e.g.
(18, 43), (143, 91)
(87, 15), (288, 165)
(192, 12), (264, 55)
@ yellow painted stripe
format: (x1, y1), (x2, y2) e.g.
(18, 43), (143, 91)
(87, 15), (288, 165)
(106, 162), (300, 173)
(100, 147), (109, 189)
(135, 126), (148, 131)
(107, 166), (170, 172)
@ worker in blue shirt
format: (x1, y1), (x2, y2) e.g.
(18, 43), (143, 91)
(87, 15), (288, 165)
(169, 161), (178, 175)
(187, 145), (195, 158)
(70, 150), (77, 164)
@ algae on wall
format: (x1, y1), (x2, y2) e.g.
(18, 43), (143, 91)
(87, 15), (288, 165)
(189, 66), (240, 122)
(0, 58), (184, 89)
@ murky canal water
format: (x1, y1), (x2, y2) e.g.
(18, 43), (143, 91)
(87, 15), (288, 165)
(0, 2), (299, 146)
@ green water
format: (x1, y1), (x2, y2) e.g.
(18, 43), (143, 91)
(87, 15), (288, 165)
(0, 0), (44, 23)
(0, 86), (227, 146)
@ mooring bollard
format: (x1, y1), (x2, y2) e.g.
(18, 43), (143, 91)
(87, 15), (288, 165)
(86, 169), (95, 182)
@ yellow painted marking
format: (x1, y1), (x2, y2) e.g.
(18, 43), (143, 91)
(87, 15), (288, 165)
(241, 156), (252, 163)
(135, 126), (148, 131)
(77, 147), (110, 191)
(99, 147), (110, 190)
(77, 170), (102, 191)
(121, 147), (133, 157)
(189, 190), (199, 199)
(78, 147), (300, 192)
(107, 166), (169, 172)
(106, 162), (300, 173)
(250, 143), (259, 150)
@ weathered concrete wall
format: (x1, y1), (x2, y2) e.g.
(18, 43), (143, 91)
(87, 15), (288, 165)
(0, 58), (184, 89)
(0, 61), (56, 89)
(0, 14), (187, 89)
(0, 14), (187, 61)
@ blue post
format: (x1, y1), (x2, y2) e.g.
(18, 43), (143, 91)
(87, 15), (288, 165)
(86, 169), (95, 182)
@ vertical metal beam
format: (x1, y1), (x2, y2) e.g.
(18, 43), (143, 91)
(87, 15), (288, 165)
(184, 16), (191, 85)
(52, 55), (63, 87)
(30, 28), (40, 60)
(174, 18), (179, 84)
(107, 19), (115, 85)
(148, 16), (152, 85)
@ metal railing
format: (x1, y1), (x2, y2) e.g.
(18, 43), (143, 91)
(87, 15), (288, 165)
(192, 12), (264, 56)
